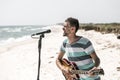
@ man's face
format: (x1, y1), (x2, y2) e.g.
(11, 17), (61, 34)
(63, 22), (71, 36)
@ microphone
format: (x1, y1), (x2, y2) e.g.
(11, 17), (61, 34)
(31, 29), (51, 36)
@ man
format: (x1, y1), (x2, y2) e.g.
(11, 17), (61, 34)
(56, 17), (101, 80)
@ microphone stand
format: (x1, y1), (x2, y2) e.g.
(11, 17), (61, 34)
(31, 33), (44, 80)
(37, 34), (44, 80)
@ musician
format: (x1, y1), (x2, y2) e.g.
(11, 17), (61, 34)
(56, 17), (101, 80)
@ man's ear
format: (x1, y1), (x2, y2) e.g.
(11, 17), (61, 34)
(71, 27), (76, 33)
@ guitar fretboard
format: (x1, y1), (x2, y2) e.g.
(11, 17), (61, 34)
(71, 70), (88, 74)
(71, 69), (103, 75)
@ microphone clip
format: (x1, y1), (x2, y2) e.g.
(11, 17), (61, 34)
(31, 34), (44, 39)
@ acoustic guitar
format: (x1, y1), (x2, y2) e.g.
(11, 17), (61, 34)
(61, 58), (104, 80)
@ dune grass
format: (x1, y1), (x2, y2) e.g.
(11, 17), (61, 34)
(80, 23), (120, 34)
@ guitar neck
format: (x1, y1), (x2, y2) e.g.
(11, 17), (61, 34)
(71, 70), (88, 74)
(71, 69), (103, 75)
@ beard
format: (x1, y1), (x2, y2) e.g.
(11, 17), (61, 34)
(63, 31), (69, 36)
(63, 29), (71, 36)
(63, 31), (66, 36)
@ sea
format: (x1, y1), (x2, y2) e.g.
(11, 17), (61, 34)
(0, 25), (50, 45)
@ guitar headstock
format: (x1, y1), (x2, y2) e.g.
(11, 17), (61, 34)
(92, 69), (104, 75)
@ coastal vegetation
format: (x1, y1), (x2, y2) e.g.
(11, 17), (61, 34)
(80, 23), (120, 34)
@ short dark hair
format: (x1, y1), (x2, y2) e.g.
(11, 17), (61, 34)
(65, 17), (79, 32)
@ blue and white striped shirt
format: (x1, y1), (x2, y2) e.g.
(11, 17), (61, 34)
(60, 36), (100, 80)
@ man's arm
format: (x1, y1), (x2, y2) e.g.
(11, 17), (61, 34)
(56, 51), (65, 70)
(90, 51), (100, 68)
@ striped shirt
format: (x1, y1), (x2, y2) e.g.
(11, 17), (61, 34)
(60, 36), (100, 80)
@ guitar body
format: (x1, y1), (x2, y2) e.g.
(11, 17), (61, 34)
(61, 58), (79, 80)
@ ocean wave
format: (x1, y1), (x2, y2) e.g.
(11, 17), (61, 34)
(0, 35), (31, 46)
(0, 25), (53, 46)
(0, 26), (42, 33)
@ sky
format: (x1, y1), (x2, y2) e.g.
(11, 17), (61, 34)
(0, 0), (120, 25)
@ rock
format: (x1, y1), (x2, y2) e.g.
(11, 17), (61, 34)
(117, 35), (120, 39)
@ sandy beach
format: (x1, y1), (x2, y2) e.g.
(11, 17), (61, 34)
(0, 25), (120, 80)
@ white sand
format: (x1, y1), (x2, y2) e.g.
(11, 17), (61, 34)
(0, 25), (120, 80)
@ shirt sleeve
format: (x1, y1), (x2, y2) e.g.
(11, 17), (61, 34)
(84, 41), (95, 55)
(60, 40), (67, 53)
